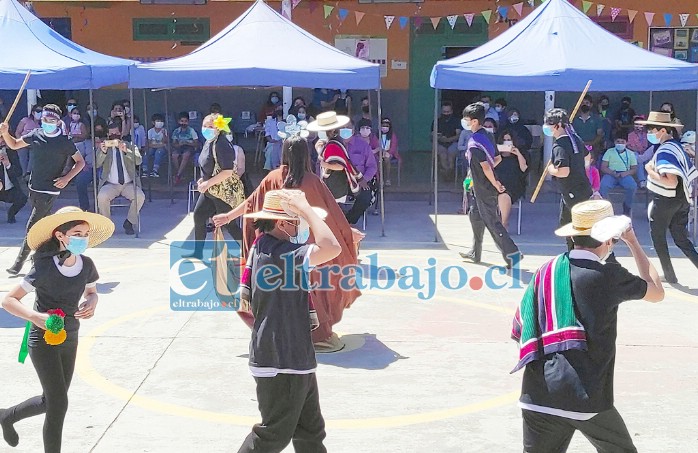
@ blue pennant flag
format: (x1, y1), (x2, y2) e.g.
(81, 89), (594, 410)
(399, 16), (409, 29)
(498, 6), (509, 20)
(338, 8), (349, 21)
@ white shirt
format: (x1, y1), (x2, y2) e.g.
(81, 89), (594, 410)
(107, 146), (132, 185)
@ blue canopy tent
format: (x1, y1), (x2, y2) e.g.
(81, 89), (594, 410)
(129, 0), (387, 233)
(429, 0), (698, 240)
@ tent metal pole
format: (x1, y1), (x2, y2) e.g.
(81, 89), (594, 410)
(89, 89), (98, 214)
(433, 88), (439, 242)
(694, 90), (698, 242)
(649, 91), (653, 112)
(377, 88), (385, 237)
(130, 88), (139, 238)
(164, 90), (173, 205)
(143, 89), (152, 202)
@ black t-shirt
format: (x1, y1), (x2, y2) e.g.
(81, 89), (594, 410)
(249, 235), (316, 372)
(552, 135), (593, 206)
(468, 130), (499, 198)
(24, 254), (99, 345)
(198, 135), (235, 180)
(521, 256), (647, 413)
(495, 149), (530, 202)
(22, 129), (77, 193)
(433, 115), (461, 139)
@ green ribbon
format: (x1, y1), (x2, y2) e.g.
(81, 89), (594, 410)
(18, 321), (31, 363)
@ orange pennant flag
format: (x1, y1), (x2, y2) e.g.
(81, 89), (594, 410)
(355, 11), (365, 25)
(628, 10), (637, 23)
(430, 17), (441, 29)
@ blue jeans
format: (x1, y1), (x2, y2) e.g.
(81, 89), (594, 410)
(600, 174), (637, 210)
(143, 148), (167, 173)
(75, 168), (94, 212)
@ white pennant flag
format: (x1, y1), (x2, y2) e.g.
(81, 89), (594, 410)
(680, 13), (689, 27)
(447, 15), (458, 29)
(464, 13), (475, 27)
(528, 0), (534, 6)
(384, 15), (395, 29)
(597, 4), (605, 16)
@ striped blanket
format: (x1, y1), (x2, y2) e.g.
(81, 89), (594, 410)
(510, 253), (587, 373)
(648, 140), (697, 204)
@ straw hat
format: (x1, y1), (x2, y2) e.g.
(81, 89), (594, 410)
(554, 200), (614, 237)
(634, 111), (681, 129)
(27, 206), (115, 251)
(244, 190), (327, 221)
(306, 111), (350, 132)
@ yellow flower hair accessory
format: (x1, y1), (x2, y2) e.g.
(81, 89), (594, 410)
(213, 115), (232, 133)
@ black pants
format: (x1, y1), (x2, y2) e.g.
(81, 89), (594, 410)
(15, 191), (57, 265)
(469, 191), (519, 263)
(522, 408), (637, 453)
(648, 195), (698, 281)
(0, 187), (28, 221)
(559, 198), (579, 251)
(192, 192), (242, 257)
(238, 373), (326, 453)
(344, 188), (373, 225)
(2, 340), (78, 453)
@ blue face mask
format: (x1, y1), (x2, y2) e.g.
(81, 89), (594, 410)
(615, 144), (626, 152)
(339, 128), (353, 140)
(542, 124), (555, 137)
(647, 133), (660, 145)
(42, 121), (58, 134)
(201, 127), (216, 141)
(289, 220), (310, 244)
(65, 236), (89, 255)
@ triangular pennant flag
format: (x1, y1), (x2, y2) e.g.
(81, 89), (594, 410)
(513, 2), (524, 16)
(596, 4), (604, 16)
(355, 11), (365, 25)
(644, 12), (654, 26)
(384, 15), (395, 30)
(291, 0), (301, 9)
(399, 16), (409, 29)
(338, 8), (348, 22)
(323, 5), (334, 19)
(498, 6), (509, 20)
(430, 17), (441, 29)
(447, 15), (458, 29)
(414, 16), (423, 29)
(628, 9), (637, 23)
(610, 7), (621, 22)
(308, 0), (318, 14)
(664, 13), (672, 26)
(582, 1), (592, 14)
(464, 13), (475, 27)
(680, 13), (689, 27)
(481, 10), (492, 24)
(528, 0), (534, 6)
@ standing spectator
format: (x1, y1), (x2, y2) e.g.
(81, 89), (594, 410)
(483, 118), (498, 137)
(131, 115), (146, 151)
(614, 96), (636, 136)
(334, 89), (353, 117)
(86, 102), (108, 140)
(295, 105), (314, 124)
(637, 112), (698, 283)
(545, 108), (593, 251)
(289, 96), (307, 117)
(596, 94), (613, 149)
(0, 148), (28, 223)
(379, 118), (400, 187)
(599, 131), (638, 216)
(14, 104), (42, 176)
(61, 98), (79, 127)
(69, 109), (93, 213)
(459, 102), (520, 268)
(627, 115), (650, 186)
(259, 91), (283, 122)
(67, 108), (89, 156)
(171, 112), (199, 185)
(96, 122), (145, 235)
(312, 89), (338, 114)
(659, 102), (676, 120)
(109, 102), (130, 140)
(348, 119), (379, 217)
(479, 94), (499, 122)
(586, 154), (602, 200)
(572, 96), (604, 161)
(263, 111), (283, 173)
(501, 108), (533, 152)
(143, 114), (168, 178)
(353, 96), (372, 128)
(494, 131), (529, 231)
(1, 105), (86, 275)
(433, 101), (462, 181)
(494, 98), (508, 127)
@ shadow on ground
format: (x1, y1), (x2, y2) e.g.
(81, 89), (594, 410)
(316, 333), (408, 370)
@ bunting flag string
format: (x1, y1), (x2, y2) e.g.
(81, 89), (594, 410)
(664, 13), (673, 26)
(464, 13), (474, 27)
(399, 16), (409, 29)
(447, 15), (458, 29)
(513, 2), (524, 17)
(498, 6), (509, 20)
(680, 13), (689, 27)
(414, 17), (423, 29)
(582, 1), (592, 14)
(384, 15), (395, 29)
(338, 8), (349, 22)
(430, 17), (441, 29)
(610, 7), (621, 22)
(323, 4), (333, 19)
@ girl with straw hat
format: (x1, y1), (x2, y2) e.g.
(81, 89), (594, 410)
(1, 206), (114, 451)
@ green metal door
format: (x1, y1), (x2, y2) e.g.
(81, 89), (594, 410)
(408, 18), (489, 152)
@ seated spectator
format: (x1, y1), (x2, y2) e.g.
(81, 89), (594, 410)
(132, 115), (147, 150)
(209, 103), (222, 115)
(494, 131), (529, 230)
(296, 105), (314, 124)
(494, 98), (508, 127)
(572, 96), (604, 161)
(143, 114), (168, 178)
(433, 101), (462, 181)
(599, 130), (637, 216)
(596, 94), (613, 149)
(334, 89), (353, 117)
(0, 147), (28, 223)
(96, 122), (145, 235)
(480, 94), (500, 123)
(15, 104), (42, 175)
(260, 91), (283, 122)
(627, 116), (649, 185)
(379, 117), (401, 187)
(483, 118), (498, 137)
(288, 96), (307, 117)
(614, 96), (636, 135)
(585, 153), (602, 200)
(171, 112), (199, 184)
(109, 101), (130, 138)
(345, 120), (378, 223)
(263, 111), (283, 173)
(681, 130), (696, 158)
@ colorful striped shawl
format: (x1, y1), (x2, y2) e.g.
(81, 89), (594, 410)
(510, 253), (587, 373)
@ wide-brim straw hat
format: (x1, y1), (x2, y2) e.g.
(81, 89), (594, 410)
(27, 206), (115, 251)
(244, 190), (327, 221)
(554, 200), (614, 237)
(635, 111), (680, 129)
(306, 111), (350, 132)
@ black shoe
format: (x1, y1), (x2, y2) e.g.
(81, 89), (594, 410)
(506, 253), (524, 270)
(459, 251), (481, 264)
(6, 261), (23, 275)
(7, 217), (16, 224)
(0, 408), (19, 447)
(662, 275), (678, 284)
(123, 220), (135, 235)
(206, 222), (215, 233)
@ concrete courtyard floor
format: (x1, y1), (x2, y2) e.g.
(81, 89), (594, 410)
(1, 195), (697, 452)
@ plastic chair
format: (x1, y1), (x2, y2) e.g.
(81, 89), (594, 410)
(233, 111), (257, 138)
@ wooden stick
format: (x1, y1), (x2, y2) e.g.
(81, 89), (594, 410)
(530, 79), (593, 203)
(2, 71), (32, 126)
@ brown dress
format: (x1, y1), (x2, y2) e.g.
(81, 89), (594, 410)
(239, 165), (361, 342)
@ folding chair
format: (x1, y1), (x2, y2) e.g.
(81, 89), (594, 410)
(188, 165), (201, 214)
(110, 195), (141, 233)
(513, 198), (522, 235)
(338, 198), (367, 231)
(389, 157), (401, 187)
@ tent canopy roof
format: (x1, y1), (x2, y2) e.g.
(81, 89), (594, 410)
(129, 0), (380, 90)
(0, 0), (134, 89)
(431, 0), (698, 91)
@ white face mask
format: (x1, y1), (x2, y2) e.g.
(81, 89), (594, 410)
(495, 106), (503, 113)
(297, 113), (306, 120)
(124, 107), (131, 114)
(33, 112), (42, 120)
(317, 130), (328, 141)
(155, 121), (164, 128)
(509, 115), (519, 124)
(485, 127), (495, 134)
(359, 128), (371, 138)
(461, 118), (472, 131)
(482, 102), (490, 111)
